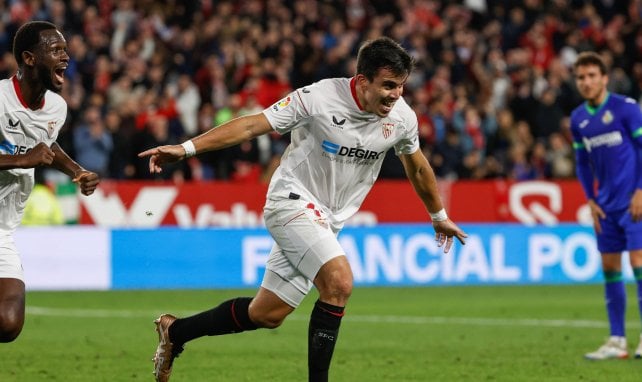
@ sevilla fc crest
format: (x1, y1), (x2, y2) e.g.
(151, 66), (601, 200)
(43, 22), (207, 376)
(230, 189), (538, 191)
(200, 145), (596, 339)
(47, 121), (57, 138)
(382, 122), (394, 139)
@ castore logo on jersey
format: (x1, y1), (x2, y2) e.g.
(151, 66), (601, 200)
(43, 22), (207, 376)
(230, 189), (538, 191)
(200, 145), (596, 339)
(331, 115), (346, 127)
(6, 118), (22, 131)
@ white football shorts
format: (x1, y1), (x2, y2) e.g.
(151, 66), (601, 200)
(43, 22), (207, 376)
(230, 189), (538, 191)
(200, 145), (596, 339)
(262, 196), (345, 308)
(0, 234), (24, 281)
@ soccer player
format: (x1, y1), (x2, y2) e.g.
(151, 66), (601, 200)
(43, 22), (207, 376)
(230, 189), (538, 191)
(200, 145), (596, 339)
(0, 21), (99, 342)
(139, 37), (467, 381)
(570, 51), (642, 360)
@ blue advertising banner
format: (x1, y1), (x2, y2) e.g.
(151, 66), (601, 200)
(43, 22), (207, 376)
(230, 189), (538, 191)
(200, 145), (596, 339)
(111, 224), (629, 289)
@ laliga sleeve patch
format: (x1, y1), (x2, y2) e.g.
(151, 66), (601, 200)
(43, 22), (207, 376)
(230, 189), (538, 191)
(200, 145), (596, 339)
(272, 96), (292, 112)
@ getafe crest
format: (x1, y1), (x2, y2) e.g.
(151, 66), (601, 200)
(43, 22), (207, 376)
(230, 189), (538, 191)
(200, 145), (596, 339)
(602, 110), (613, 125)
(382, 122), (395, 139)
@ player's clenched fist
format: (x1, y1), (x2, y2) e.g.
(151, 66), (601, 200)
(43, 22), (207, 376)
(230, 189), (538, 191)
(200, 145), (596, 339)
(20, 142), (55, 168)
(72, 170), (100, 196)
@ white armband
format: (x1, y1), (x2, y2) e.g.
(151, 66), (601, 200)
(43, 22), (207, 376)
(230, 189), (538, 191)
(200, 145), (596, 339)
(430, 208), (448, 222)
(181, 140), (196, 158)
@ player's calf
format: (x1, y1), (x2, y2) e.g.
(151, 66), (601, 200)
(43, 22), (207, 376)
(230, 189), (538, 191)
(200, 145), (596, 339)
(308, 299), (345, 382)
(0, 304), (25, 342)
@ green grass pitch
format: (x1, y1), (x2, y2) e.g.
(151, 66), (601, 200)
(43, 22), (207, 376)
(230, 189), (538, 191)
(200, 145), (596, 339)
(1, 284), (641, 381)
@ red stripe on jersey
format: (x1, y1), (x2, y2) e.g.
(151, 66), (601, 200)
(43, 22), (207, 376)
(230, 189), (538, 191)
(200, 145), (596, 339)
(350, 77), (364, 110)
(296, 89), (309, 116)
(12, 76), (45, 109)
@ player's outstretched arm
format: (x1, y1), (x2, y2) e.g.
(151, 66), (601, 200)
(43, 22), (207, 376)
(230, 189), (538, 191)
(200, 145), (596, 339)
(138, 113), (273, 174)
(399, 150), (467, 253)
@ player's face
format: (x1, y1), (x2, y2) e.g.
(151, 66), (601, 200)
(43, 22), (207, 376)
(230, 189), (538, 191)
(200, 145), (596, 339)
(357, 68), (408, 117)
(34, 29), (69, 93)
(574, 64), (608, 105)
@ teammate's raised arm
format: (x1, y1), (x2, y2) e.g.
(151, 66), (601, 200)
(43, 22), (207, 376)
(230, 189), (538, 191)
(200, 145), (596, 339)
(138, 113), (272, 173)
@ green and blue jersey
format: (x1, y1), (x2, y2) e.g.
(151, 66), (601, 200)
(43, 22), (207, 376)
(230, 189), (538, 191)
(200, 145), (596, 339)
(570, 93), (642, 212)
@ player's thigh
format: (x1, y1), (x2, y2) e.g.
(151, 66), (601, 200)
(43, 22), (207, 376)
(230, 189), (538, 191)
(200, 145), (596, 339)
(624, 214), (642, 268)
(0, 238), (26, 320)
(0, 278), (25, 309)
(261, 243), (313, 308)
(623, 212), (642, 252)
(264, 199), (344, 281)
(0, 238), (24, 282)
(596, 212), (626, 254)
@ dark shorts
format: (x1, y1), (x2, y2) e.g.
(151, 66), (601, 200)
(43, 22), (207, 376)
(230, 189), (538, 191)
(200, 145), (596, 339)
(596, 208), (642, 253)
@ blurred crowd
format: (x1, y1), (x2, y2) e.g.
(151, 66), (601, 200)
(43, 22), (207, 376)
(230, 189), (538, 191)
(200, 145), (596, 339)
(1, 0), (641, 183)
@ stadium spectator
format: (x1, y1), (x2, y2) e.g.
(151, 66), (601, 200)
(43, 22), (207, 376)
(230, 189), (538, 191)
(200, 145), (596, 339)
(0, 1), (640, 182)
(72, 105), (113, 177)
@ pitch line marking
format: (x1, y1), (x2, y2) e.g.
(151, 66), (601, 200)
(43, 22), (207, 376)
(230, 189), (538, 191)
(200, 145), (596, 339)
(26, 306), (629, 329)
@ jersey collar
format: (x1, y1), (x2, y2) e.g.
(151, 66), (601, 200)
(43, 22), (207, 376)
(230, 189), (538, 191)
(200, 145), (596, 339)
(350, 77), (364, 111)
(584, 92), (609, 116)
(12, 75), (45, 110)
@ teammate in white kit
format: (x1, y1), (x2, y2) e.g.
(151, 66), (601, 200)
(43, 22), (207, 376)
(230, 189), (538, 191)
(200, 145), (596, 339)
(140, 37), (467, 382)
(0, 21), (99, 342)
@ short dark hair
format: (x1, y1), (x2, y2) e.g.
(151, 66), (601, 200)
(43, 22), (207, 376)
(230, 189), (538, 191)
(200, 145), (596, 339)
(573, 51), (607, 75)
(356, 37), (414, 81)
(13, 21), (59, 66)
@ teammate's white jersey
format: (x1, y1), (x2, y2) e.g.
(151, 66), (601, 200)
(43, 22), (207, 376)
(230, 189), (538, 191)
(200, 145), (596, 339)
(0, 76), (67, 232)
(263, 77), (419, 230)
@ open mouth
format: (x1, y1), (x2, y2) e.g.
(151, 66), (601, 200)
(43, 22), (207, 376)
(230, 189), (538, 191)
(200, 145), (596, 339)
(380, 99), (395, 113)
(53, 66), (66, 85)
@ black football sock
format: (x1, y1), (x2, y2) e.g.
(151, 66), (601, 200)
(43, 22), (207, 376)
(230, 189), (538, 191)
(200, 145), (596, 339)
(168, 297), (258, 345)
(308, 300), (345, 382)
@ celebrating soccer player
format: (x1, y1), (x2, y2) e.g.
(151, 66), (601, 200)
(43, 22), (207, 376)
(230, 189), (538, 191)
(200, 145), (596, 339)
(570, 51), (642, 360)
(140, 37), (467, 381)
(0, 21), (99, 342)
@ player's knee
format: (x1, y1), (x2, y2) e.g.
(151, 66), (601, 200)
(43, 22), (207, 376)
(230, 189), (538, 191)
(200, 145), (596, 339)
(330, 278), (353, 299)
(316, 259), (353, 302)
(0, 311), (24, 342)
(252, 311), (286, 329)
(319, 276), (353, 304)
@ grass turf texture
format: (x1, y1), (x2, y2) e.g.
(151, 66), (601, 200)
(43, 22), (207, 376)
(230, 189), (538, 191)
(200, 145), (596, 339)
(1, 284), (641, 381)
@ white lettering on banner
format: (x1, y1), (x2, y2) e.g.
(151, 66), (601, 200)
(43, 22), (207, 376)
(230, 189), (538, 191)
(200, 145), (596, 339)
(241, 231), (606, 286)
(341, 234), (443, 283)
(562, 234), (600, 279)
(403, 234), (441, 282)
(340, 236), (365, 278)
(510, 182), (561, 226)
(174, 203), (263, 227)
(340, 233), (520, 283)
(82, 186), (377, 227)
(242, 236), (273, 283)
(490, 235), (521, 281)
(576, 204), (593, 226)
(455, 236), (491, 281)
(81, 187), (177, 226)
(364, 235), (404, 282)
(528, 233), (599, 281)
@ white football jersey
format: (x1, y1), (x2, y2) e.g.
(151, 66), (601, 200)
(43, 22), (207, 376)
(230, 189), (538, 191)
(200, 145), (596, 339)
(263, 77), (419, 230)
(0, 76), (67, 232)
